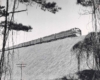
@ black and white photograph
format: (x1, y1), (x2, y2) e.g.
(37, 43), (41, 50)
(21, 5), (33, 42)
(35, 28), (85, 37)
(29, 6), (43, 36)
(0, 0), (100, 80)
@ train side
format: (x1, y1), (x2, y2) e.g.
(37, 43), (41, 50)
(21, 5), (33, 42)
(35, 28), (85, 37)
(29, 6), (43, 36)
(42, 34), (56, 42)
(4, 28), (81, 50)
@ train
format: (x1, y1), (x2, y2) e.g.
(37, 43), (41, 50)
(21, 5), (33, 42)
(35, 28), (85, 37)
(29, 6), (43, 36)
(4, 28), (82, 51)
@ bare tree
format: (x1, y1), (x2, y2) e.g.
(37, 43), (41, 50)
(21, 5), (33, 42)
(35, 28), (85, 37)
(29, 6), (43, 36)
(72, 0), (100, 80)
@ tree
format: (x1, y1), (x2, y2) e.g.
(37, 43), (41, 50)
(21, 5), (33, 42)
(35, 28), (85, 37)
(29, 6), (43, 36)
(72, 32), (100, 79)
(73, 0), (100, 70)
(0, 21), (32, 32)
(72, 1), (100, 78)
(0, 0), (61, 80)
(77, 0), (100, 33)
(19, 0), (61, 14)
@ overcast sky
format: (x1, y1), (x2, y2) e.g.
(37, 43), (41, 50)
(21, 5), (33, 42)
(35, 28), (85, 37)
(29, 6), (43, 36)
(0, 0), (93, 48)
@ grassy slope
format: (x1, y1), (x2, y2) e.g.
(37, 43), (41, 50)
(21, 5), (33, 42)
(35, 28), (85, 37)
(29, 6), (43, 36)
(3, 36), (89, 80)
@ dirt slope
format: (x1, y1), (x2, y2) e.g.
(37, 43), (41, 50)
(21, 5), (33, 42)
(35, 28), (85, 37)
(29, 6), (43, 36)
(2, 36), (89, 80)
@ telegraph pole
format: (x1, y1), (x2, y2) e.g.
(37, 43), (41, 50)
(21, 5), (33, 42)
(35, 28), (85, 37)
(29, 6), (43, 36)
(17, 63), (26, 80)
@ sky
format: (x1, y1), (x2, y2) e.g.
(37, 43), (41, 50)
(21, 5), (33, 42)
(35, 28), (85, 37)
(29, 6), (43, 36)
(0, 0), (94, 48)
